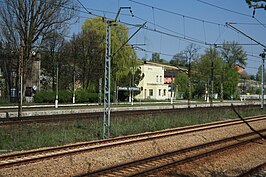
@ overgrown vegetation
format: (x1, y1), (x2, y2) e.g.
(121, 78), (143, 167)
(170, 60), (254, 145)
(0, 107), (264, 152)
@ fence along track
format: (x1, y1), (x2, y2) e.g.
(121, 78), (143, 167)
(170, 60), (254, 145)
(77, 130), (266, 177)
(0, 115), (265, 168)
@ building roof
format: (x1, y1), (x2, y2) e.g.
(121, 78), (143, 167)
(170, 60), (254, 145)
(141, 60), (187, 73)
(234, 64), (245, 74)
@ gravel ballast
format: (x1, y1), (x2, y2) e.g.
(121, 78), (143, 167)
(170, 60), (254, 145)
(0, 119), (265, 176)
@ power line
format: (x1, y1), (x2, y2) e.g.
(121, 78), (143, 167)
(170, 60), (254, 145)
(132, 15), (208, 47)
(247, 53), (262, 58)
(196, 0), (251, 17)
(253, 17), (266, 29)
(226, 22), (266, 49)
(39, 0), (247, 51)
(1, 0), (262, 59)
(128, 0), (222, 26)
(232, 22), (266, 25)
(133, 46), (175, 58)
(195, 0), (266, 30)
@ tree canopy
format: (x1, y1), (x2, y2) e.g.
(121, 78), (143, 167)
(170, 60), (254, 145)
(0, 0), (76, 96)
(220, 41), (247, 68)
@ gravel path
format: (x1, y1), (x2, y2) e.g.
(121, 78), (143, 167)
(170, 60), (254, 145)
(0, 119), (265, 177)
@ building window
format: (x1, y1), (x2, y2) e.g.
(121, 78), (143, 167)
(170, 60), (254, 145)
(163, 89), (166, 96)
(149, 89), (153, 96)
(160, 76), (162, 83)
(156, 75), (158, 82)
(159, 89), (161, 96)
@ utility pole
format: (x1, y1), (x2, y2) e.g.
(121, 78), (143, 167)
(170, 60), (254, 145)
(103, 7), (131, 139)
(55, 63), (59, 108)
(170, 70), (173, 104)
(18, 43), (23, 118)
(188, 57), (191, 108)
(210, 61), (214, 107)
(99, 78), (102, 105)
(260, 50), (266, 110)
(220, 64), (224, 103)
(73, 62), (76, 104)
(103, 19), (111, 139)
(103, 7), (144, 139)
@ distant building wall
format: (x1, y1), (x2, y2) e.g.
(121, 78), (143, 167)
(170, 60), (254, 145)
(135, 63), (169, 100)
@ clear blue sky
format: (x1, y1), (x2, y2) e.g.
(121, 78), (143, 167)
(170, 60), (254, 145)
(71, 0), (266, 75)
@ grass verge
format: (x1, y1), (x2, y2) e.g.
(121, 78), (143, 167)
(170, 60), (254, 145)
(0, 106), (265, 152)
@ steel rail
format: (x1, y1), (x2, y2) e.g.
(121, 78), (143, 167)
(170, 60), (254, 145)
(0, 115), (265, 169)
(238, 162), (266, 177)
(78, 130), (266, 176)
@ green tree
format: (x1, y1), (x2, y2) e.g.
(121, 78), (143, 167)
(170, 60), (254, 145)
(41, 31), (69, 90)
(219, 41), (247, 100)
(169, 52), (187, 67)
(223, 66), (240, 99)
(174, 72), (193, 99)
(150, 52), (168, 64)
(151, 52), (160, 62)
(220, 41), (247, 67)
(246, 0), (266, 9)
(0, 44), (18, 100)
(0, 0), (76, 93)
(256, 65), (266, 82)
(69, 17), (139, 92)
(194, 47), (223, 99)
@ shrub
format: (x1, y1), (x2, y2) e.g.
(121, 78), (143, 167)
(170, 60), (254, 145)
(34, 90), (99, 103)
(34, 90), (54, 103)
(0, 98), (10, 105)
(76, 90), (98, 103)
(58, 90), (72, 103)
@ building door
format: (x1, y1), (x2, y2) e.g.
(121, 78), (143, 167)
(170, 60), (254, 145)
(144, 89), (146, 99)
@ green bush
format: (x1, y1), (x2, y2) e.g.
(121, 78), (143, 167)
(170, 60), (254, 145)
(34, 90), (99, 103)
(0, 98), (10, 105)
(34, 90), (55, 103)
(76, 90), (98, 103)
(58, 90), (72, 103)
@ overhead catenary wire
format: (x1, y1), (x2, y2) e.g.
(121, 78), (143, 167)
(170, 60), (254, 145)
(131, 15), (208, 48)
(60, 0), (266, 76)
(196, 0), (266, 30)
(1, 0), (261, 68)
(253, 17), (266, 30)
(196, 0), (251, 17)
(39, 0), (256, 50)
(226, 22), (266, 49)
(128, 0), (260, 51)
(128, 0), (223, 26)
(133, 46), (175, 58)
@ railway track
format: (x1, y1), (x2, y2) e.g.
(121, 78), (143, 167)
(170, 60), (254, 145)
(0, 115), (265, 169)
(239, 162), (266, 177)
(76, 130), (266, 177)
(0, 104), (261, 126)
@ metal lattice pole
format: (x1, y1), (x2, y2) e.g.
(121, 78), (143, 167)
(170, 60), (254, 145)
(103, 21), (111, 139)
(18, 44), (23, 118)
(261, 50), (265, 110)
(102, 8), (144, 139)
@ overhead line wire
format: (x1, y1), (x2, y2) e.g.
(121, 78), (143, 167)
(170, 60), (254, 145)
(196, 0), (266, 30)
(128, 0), (222, 26)
(253, 17), (266, 29)
(196, 0), (251, 17)
(36, 0), (222, 49)
(7, 0), (259, 56)
(132, 15), (207, 47)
